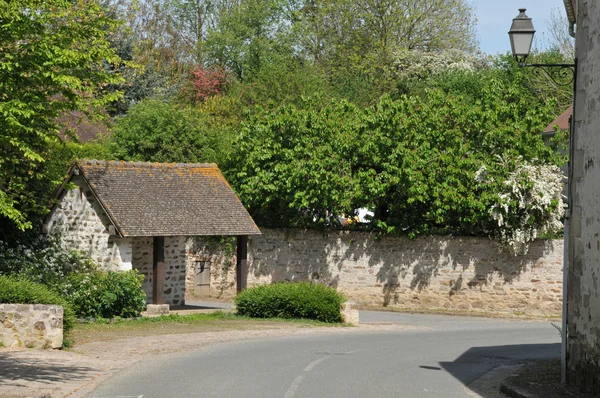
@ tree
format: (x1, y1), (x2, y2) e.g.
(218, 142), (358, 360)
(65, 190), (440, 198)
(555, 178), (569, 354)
(227, 99), (359, 227)
(0, 0), (124, 230)
(227, 77), (563, 240)
(108, 99), (229, 164)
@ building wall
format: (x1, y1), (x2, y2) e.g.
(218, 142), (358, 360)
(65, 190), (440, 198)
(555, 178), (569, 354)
(567, 1), (600, 393)
(131, 237), (187, 306)
(46, 177), (130, 271)
(48, 179), (187, 306)
(185, 237), (237, 300)
(189, 229), (563, 316)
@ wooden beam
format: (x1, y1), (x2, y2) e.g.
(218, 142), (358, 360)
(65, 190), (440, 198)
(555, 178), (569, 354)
(236, 235), (248, 293)
(152, 236), (165, 304)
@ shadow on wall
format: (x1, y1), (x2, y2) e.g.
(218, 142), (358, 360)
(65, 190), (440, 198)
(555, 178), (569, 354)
(249, 229), (557, 308)
(375, 237), (556, 307)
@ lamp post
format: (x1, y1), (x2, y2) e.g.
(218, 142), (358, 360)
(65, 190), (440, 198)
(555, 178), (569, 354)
(508, 8), (575, 385)
(508, 8), (575, 86)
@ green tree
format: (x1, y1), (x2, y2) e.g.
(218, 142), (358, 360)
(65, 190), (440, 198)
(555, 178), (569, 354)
(108, 99), (229, 164)
(228, 77), (562, 238)
(227, 99), (359, 227)
(0, 0), (124, 230)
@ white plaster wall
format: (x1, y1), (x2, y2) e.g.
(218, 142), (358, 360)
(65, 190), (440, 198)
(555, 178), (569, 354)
(567, 0), (600, 392)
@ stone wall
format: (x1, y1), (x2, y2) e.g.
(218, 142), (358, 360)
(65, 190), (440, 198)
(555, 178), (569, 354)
(163, 236), (187, 305)
(132, 237), (187, 306)
(132, 237), (154, 304)
(46, 176), (131, 271)
(0, 304), (63, 349)
(185, 237), (237, 300)
(567, 0), (600, 393)
(188, 229), (563, 316)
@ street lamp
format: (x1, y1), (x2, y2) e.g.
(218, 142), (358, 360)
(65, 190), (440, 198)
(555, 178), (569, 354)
(508, 8), (536, 65)
(508, 8), (575, 86)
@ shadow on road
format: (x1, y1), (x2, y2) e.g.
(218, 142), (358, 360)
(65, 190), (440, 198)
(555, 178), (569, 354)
(0, 352), (97, 389)
(439, 343), (560, 397)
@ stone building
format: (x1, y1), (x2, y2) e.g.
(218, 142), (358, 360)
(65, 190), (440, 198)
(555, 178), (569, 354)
(44, 160), (260, 306)
(563, 0), (600, 394)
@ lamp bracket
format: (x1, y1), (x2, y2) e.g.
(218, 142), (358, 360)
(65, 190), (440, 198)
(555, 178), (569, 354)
(520, 63), (576, 87)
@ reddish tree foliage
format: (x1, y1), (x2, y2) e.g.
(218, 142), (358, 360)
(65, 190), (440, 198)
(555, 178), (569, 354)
(190, 66), (231, 102)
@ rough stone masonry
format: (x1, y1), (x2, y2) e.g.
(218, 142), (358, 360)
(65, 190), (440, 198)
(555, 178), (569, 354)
(187, 229), (564, 317)
(0, 304), (63, 349)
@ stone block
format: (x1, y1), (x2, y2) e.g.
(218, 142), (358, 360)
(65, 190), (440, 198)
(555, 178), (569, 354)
(341, 302), (359, 326)
(0, 304), (63, 349)
(146, 304), (170, 316)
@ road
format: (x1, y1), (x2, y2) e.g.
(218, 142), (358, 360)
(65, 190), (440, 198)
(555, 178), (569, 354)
(91, 312), (560, 398)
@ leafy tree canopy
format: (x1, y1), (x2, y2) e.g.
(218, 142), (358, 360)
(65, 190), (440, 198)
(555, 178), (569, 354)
(228, 76), (562, 239)
(0, 0), (124, 230)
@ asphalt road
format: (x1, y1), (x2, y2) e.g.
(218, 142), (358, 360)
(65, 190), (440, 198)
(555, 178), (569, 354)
(92, 312), (560, 398)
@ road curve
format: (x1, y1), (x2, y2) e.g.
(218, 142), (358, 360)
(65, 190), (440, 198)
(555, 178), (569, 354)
(91, 313), (560, 398)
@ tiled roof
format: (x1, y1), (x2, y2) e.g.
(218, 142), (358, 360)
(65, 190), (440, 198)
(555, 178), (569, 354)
(544, 106), (572, 133)
(73, 160), (260, 237)
(563, 0), (576, 23)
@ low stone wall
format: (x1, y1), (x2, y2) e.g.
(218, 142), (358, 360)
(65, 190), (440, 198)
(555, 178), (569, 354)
(189, 229), (564, 316)
(0, 304), (63, 349)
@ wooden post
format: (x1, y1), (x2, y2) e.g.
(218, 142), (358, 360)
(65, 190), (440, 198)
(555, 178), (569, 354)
(236, 235), (248, 293)
(152, 236), (165, 304)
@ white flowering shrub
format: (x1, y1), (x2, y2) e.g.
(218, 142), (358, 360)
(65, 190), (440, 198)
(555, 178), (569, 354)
(0, 235), (96, 295)
(393, 49), (488, 81)
(486, 158), (565, 255)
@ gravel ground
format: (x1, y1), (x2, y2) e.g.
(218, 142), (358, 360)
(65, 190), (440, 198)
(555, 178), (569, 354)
(503, 359), (597, 398)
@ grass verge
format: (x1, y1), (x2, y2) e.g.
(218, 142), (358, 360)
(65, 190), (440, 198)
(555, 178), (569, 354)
(70, 311), (343, 346)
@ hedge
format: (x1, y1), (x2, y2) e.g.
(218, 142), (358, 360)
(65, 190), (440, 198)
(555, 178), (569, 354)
(234, 282), (345, 323)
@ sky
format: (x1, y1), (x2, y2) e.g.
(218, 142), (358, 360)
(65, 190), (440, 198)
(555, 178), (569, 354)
(474, 0), (567, 54)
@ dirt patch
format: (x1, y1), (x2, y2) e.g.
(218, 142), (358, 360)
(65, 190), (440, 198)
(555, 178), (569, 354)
(503, 359), (596, 398)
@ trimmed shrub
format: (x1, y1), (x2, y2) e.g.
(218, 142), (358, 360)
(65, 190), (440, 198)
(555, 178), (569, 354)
(0, 275), (76, 337)
(234, 282), (345, 323)
(67, 270), (147, 319)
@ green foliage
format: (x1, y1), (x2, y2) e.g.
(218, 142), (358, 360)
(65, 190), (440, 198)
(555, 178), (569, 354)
(67, 270), (147, 319)
(0, 275), (76, 337)
(0, 0), (125, 230)
(108, 99), (230, 164)
(229, 77), (562, 238)
(0, 235), (97, 295)
(228, 99), (359, 227)
(235, 282), (345, 323)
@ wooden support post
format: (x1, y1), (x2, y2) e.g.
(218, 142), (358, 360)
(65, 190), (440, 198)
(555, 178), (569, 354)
(236, 235), (248, 293)
(152, 236), (165, 304)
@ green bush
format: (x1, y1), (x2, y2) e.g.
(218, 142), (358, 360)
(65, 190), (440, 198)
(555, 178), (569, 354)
(0, 276), (76, 338)
(0, 235), (96, 295)
(67, 270), (147, 319)
(234, 282), (345, 323)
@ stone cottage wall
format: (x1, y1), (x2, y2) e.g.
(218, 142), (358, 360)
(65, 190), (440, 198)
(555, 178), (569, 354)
(0, 304), (63, 349)
(567, 0), (600, 393)
(131, 236), (187, 306)
(188, 229), (564, 316)
(45, 176), (131, 271)
(163, 236), (187, 305)
(132, 237), (154, 304)
(185, 237), (237, 300)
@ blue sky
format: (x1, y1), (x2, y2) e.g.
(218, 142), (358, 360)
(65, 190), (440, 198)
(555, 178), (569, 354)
(474, 0), (567, 54)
